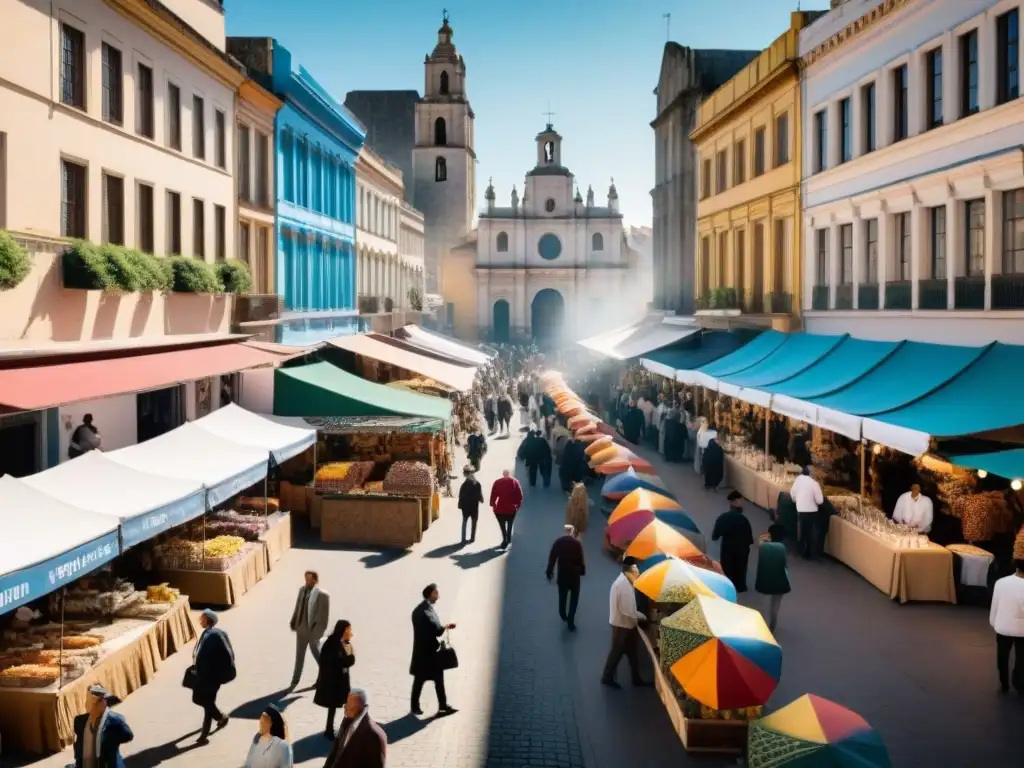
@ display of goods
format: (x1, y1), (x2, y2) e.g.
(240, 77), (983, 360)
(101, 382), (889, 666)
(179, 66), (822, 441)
(204, 535), (245, 559)
(383, 461), (434, 496)
(953, 492), (1014, 542)
(365, 481), (385, 492)
(315, 461), (374, 492)
(116, 602), (174, 620)
(146, 583), (181, 603)
(205, 519), (262, 542)
(391, 433), (431, 455)
(61, 583), (142, 617)
(349, 435), (383, 453)
(236, 496), (280, 514)
(60, 635), (101, 650)
(316, 462), (356, 481)
(0, 664), (60, 687)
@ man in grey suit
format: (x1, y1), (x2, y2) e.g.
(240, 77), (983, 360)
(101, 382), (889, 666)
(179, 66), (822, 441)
(289, 570), (330, 688)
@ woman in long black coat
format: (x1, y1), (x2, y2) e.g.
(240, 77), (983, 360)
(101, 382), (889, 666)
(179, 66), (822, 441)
(191, 609), (235, 743)
(314, 620), (355, 739)
(703, 438), (725, 490)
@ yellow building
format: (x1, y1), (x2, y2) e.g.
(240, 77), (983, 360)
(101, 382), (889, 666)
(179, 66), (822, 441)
(692, 11), (818, 331)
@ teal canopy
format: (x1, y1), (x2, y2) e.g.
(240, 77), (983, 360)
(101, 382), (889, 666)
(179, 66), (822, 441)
(643, 331), (757, 374)
(763, 338), (902, 399)
(717, 333), (847, 389)
(946, 448), (1024, 480)
(697, 330), (788, 379)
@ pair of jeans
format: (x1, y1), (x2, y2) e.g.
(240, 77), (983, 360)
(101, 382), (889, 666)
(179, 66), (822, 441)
(497, 514), (516, 546)
(461, 512), (478, 541)
(996, 633), (1024, 691)
(601, 625), (642, 684)
(558, 582), (580, 627)
(411, 673), (448, 710)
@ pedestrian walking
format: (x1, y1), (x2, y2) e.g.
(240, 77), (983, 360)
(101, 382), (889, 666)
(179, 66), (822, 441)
(289, 570), (330, 688)
(521, 430), (543, 487)
(489, 469), (524, 550)
(711, 491), (754, 593)
(497, 394), (513, 434)
(410, 584), (457, 716)
(315, 620), (356, 739)
(600, 558), (650, 688)
(546, 525), (586, 631)
(790, 466), (824, 560)
(565, 482), (590, 534)
(755, 524), (791, 632)
(538, 435), (553, 488)
(186, 609), (235, 744)
(990, 555), (1024, 694)
(466, 429), (486, 471)
(323, 689), (388, 768)
(243, 704), (292, 768)
(484, 393), (496, 434)
(458, 468), (484, 543)
(72, 685), (133, 768)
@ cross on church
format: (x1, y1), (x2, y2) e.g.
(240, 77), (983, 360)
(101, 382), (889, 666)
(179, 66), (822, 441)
(442, 8), (449, 23)
(543, 105), (556, 126)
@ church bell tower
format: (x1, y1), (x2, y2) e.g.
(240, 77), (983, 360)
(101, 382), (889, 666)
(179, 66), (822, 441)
(411, 11), (476, 294)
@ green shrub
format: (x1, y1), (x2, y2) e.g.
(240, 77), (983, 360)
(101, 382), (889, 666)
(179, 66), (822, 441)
(169, 255), (223, 293)
(122, 248), (172, 292)
(63, 240), (115, 291)
(0, 230), (31, 290)
(407, 285), (423, 311)
(217, 259), (252, 294)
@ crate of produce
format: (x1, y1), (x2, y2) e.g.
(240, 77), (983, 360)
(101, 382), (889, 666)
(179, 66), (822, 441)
(314, 462), (374, 493)
(383, 461), (435, 497)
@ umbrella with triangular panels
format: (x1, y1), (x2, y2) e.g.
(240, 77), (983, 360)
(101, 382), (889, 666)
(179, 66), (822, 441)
(634, 556), (737, 604)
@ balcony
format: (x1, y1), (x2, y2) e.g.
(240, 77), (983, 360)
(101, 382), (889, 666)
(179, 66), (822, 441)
(233, 294), (284, 325)
(811, 285), (829, 310)
(918, 279), (948, 310)
(835, 284), (853, 310)
(748, 292), (765, 313)
(858, 283), (879, 309)
(358, 295), (381, 314)
(991, 274), (1024, 310)
(697, 288), (744, 310)
(884, 281), (911, 310)
(766, 292), (793, 314)
(954, 277), (985, 310)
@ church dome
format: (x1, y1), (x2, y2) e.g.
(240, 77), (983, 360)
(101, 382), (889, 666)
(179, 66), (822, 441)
(432, 14), (458, 60)
(485, 177), (495, 201)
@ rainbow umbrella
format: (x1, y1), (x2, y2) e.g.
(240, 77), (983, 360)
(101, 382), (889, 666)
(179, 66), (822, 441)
(663, 595), (782, 710)
(589, 445), (622, 467)
(748, 695), (892, 768)
(601, 468), (674, 501)
(607, 490), (700, 548)
(634, 557), (737, 604)
(609, 488), (686, 524)
(625, 519), (705, 563)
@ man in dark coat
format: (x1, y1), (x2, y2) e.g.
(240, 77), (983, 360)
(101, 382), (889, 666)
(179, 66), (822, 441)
(522, 430), (543, 487)
(191, 609), (235, 743)
(703, 437), (725, 490)
(458, 470), (484, 543)
(560, 438), (586, 492)
(711, 492), (754, 593)
(622, 401), (645, 444)
(72, 685), (133, 768)
(323, 689), (387, 768)
(466, 430), (486, 471)
(546, 525), (586, 630)
(410, 583), (457, 716)
(538, 436), (553, 488)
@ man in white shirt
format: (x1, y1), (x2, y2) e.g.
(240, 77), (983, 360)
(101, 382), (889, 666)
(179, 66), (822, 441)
(892, 484), (934, 534)
(600, 558), (650, 688)
(990, 559), (1024, 694)
(789, 467), (824, 560)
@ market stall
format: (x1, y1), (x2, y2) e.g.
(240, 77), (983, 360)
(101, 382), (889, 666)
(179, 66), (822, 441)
(327, 332), (478, 392)
(394, 324), (494, 366)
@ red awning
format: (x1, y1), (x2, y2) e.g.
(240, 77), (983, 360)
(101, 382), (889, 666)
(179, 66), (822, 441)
(0, 341), (294, 412)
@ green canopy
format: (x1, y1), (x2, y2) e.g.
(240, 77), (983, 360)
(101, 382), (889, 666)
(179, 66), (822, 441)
(274, 362), (452, 421)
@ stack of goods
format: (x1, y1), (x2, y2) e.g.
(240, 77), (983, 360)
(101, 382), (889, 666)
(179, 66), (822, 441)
(157, 535), (248, 571)
(236, 496), (280, 514)
(349, 481), (387, 496)
(391, 432), (432, 458)
(114, 584), (182, 620)
(950, 492), (1015, 543)
(0, 627), (104, 686)
(1015, 526), (1024, 559)
(314, 462), (375, 493)
(383, 461), (435, 497)
(56, 578), (141, 617)
(348, 434), (388, 461)
(206, 512), (264, 542)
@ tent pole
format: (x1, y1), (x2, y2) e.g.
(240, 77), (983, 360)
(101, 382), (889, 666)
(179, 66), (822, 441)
(764, 410), (770, 465)
(860, 440), (866, 514)
(263, 475), (269, 531)
(58, 587), (66, 691)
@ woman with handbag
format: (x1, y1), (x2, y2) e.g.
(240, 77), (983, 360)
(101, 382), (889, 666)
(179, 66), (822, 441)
(243, 704), (293, 767)
(314, 620), (356, 739)
(186, 609), (236, 744)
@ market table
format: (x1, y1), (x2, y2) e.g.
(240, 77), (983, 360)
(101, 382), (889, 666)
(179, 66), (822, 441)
(825, 517), (956, 604)
(159, 542), (268, 607)
(259, 511), (293, 570)
(724, 456), (789, 511)
(0, 597), (197, 753)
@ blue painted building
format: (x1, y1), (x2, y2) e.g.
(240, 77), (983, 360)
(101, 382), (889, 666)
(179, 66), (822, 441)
(228, 38), (365, 313)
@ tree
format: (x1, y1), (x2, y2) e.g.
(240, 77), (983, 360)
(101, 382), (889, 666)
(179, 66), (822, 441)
(407, 285), (423, 311)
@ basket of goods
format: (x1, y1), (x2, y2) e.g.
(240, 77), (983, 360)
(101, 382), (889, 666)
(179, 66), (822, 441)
(383, 461), (435, 497)
(205, 517), (262, 542)
(60, 579), (142, 616)
(236, 496), (280, 514)
(391, 433), (431, 456)
(157, 538), (203, 570)
(0, 664), (61, 688)
(116, 583), (182, 619)
(146, 583), (181, 603)
(315, 462), (374, 493)
(952, 492), (1015, 542)
(200, 536), (247, 571)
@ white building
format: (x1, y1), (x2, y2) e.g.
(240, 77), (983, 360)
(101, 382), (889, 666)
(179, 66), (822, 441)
(800, 0), (1024, 345)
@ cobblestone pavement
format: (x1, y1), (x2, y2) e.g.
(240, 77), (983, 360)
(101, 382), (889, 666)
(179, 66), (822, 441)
(15, 417), (690, 768)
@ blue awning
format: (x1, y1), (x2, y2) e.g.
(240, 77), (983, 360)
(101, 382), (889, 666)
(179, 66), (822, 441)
(717, 333), (847, 389)
(689, 330), (788, 384)
(641, 331), (757, 378)
(765, 338), (903, 399)
(946, 449), (1024, 480)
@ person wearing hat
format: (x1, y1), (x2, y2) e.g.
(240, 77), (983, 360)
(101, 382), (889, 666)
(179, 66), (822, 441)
(244, 703), (292, 767)
(458, 466), (485, 543)
(72, 684), (133, 768)
(712, 492), (755, 593)
(546, 524), (586, 631)
(188, 608), (236, 744)
(601, 557), (650, 688)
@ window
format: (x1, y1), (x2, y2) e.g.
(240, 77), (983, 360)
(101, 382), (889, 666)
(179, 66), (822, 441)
(774, 112), (789, 166)
(238, 221), (250, 262)
(1004, 190), (1024, 274)
(701, 157), (711, 198)
(255, 132), (268, 207)
(496, 231), (508, 252)
(192, 198), (205, 258)
(237, 125), (250, 202)
(544, 198), (556, 213)
(592, 232), (604, 251)
(998, 10), (1020, 105)
(101, 43), (123, 125)
(865, 218), (878, 283)
(926, 48), (943, 130)
(257, 227), (269, 290)
(297, 140), (307, 206)
(282, 132), (294, 202)
(137, 183), (154, 253)
(167, 83), (182, 150)
(966, 199), (985, 276)
(214, 110), (226, 169)
(192, 96), (205, 159)
(733, 140), (746, 186)
(434, 117), (447, 146)
(930, 206), (947, 279)
(102, 173), (124, 245)
(815, 229), (828, 285)
(893, 65), (909, 142)
(862, 82), (876, 153)
(60, 24), (85, 109)
(839, 98), (851, 163)
(753, 222), (765, 298)
(435, 156), (447, 182)
(773, 219), (786, 293)
(839, 224), (853, 284)
(716, 150), (727, 193)
(61, 160), (86, 238)
(166, 191), (181, 254)
(137, 64), (154, 138)
(960, 30), (979, 117)
(717, 232), (728, 287)
(753, 127), (766, 177)
(700, 236), (710, 296)
(214, 204), (226, 261)
(895, 212), (911, 280)
(814, 109), (828, 173)
(440, 70), (449, 95)
(734, 229), (745, 294)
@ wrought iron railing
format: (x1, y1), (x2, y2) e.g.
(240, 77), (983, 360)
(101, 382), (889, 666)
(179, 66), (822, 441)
(991, 274), (1024, 309)
(811, 285), (829, 310)
(835, 284), (853, 310)
(918, 279), (948, 310)
(954, 277), (985, 309)
(884, 281), (911, 310)
(857, 283), (880, 310)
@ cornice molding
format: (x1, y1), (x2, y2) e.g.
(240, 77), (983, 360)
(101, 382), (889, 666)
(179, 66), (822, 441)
(802, 0), (913, 70)
(239, 79), (282, 115)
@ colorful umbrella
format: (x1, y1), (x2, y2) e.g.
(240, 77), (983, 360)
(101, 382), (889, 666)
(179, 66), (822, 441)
(589, 445), (623, 467)
(567, 414), (595, 430)
(625, 519), (704, 563)
(609, 488), (685, 524)
(748, 695), (892, 768)
(600, 468), (674, 500)
(663, 595), (781, 710)
(585, 435), (615, 456)
(577, 431), (606, 444)
(607, 510), (702, 549)
(639, 550), (720, 574)
(634, 557), (736, 604)
(596, 456), (655, 475)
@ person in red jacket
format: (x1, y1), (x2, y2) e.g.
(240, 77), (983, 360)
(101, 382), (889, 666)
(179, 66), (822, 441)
(489, 469), (524, 550)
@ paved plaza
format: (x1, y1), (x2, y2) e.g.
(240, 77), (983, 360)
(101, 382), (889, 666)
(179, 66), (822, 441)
(12, 415), (1020, 768)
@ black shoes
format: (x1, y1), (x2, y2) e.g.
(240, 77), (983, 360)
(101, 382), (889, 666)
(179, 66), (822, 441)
(437, 705), (458, 717)
(411, 705), (424, 715)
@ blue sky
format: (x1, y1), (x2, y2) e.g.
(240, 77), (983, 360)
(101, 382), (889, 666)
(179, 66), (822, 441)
(227, 0), (830, 225)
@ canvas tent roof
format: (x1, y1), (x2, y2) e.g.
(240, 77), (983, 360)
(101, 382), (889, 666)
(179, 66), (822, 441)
(328, 333), (477, 391)
(192, 404), (316, 463)
(395, 325), (492, 366)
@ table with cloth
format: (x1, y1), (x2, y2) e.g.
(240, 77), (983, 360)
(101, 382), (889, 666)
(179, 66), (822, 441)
(723, 457), (789, 512)
(825, 516), (957, 603)
(259, 511), (293, 570)
(159, 542), (268, 607)
(0, 597), (197, 753)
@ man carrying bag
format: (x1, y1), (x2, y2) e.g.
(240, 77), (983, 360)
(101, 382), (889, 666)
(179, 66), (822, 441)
(410, 583), (458, 717)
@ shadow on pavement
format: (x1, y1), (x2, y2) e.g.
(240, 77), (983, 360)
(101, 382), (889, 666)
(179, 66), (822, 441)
(359, 550), (411, 569)
(229, 689), (301, 720)
(290, 730), (333, 764)
(123, 729), (202, 767)
(450, 546), (505, 570)
(380, 712), (432, 743)
(422, 541), (466, 559)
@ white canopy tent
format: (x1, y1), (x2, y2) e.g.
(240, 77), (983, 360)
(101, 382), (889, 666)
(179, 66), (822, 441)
(22, 451), (206, 548)
(192, 403), (316, 463)
(397, 325), (492, 366)
(105, 422), (270, 508)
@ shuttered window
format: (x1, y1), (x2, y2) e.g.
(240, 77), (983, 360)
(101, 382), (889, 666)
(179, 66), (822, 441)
(137, 64), (154, 138)
(167, 84), (181, 150)
(166, 191), (181, 254)
(61, 160), (87, 238)
(214, 204), (226, 261)
(102, 174), (124, 245)
(192, 96), (205, 159)
(101, 43), (123, 124)
(192, 198), (205, 257)
(137, 183), (154, 253)
(60, 24), (85, 109)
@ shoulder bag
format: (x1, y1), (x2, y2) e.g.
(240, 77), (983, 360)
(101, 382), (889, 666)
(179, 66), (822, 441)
(436, 630), (459, 671)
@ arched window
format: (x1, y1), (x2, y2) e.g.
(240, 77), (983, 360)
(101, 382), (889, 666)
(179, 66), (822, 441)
(592, 232), (604, 251)
(440, 70), (450, 95)
(496, 231), (509, 252)
(435, 157), (447, 182)
(434, 117), (447, 146)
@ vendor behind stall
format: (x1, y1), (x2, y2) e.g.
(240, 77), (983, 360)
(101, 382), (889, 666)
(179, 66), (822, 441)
(892, 484), (934, 533)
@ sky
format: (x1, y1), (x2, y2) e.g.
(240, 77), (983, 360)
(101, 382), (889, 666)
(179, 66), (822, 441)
(227, 0), (831, 226)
